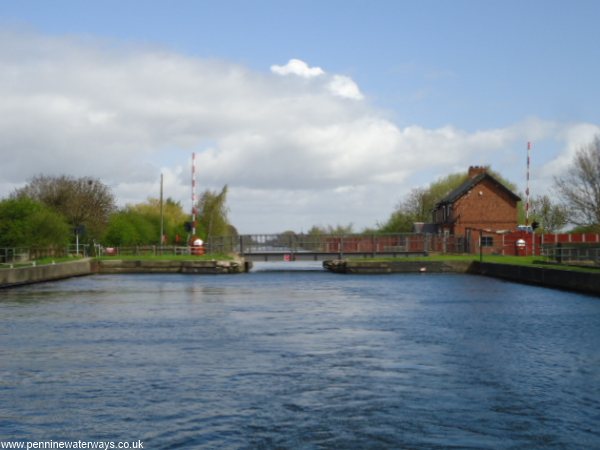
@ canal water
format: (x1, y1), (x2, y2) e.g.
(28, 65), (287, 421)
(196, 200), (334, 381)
(1, 271), (599, 449)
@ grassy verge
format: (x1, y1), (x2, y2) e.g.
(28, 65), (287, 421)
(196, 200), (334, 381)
(348, 254), (600, 273)
(0, 255), (85, 269)
(96, 253), (234, 261)
(0, 253), (234, 269)
(349, 254), (540, 264)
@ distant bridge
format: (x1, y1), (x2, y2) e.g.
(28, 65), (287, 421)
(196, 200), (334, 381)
(0, 233), (466, 263)
(205, 233), (436, 262)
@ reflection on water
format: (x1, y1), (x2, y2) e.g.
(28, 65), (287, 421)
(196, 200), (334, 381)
(1, 272), (599, 449)
(250, 261), (325, 272)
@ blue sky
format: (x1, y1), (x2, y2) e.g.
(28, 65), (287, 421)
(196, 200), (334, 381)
(1, 1), (599, 232)
(6, 0), (598, 127)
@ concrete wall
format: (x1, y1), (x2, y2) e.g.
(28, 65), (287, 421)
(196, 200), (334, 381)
(469, 261), (600, 296)
(96, 259), (250, 274)
(323, 260), (472, 274)
(0, 259), (93, 288)
(323, 259), (600, 296)
(0, 258), (251, 288)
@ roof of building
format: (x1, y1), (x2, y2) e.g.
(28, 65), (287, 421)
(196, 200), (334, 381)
(435, 172), (521, 207)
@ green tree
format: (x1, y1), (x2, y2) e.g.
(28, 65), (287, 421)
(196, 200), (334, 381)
(377, 209), (419, 233)
(0, 197), (70, 247)
(196, 185), (231, 240)
(307, 224), (355, 235)
(379, 168), (517, 232)
(130, 197), (188, 244)
(13, 175), (116, 241)
(554, 136), (600, 229)
(103, 209), (155, 246)
(531, 195), (568, 233)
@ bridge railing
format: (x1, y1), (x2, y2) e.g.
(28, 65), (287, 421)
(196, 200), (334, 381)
(205, 233), (452, 258)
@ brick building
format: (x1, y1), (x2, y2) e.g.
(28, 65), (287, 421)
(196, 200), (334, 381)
(432, 166), (521, 236)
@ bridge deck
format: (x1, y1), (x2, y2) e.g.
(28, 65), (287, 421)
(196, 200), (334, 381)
(204, 233), (439, 262)
(242, 250), (428, 262)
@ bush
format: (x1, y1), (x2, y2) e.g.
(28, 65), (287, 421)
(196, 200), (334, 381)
(0, 197), (70, 247)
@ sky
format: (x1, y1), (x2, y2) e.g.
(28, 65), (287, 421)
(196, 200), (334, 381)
(1, 0), (599, 233)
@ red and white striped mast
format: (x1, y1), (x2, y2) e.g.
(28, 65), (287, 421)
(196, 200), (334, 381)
(525, 141), (531, 226)
(191, 152), (197, 236)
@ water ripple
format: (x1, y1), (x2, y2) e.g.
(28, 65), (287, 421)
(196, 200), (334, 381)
(1, 273), (599, 449)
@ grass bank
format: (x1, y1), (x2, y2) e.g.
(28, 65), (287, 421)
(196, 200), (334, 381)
(1, 253), (234, 270)
(96, 253), (234, 262)
(0, 255), (85, 270)
(348, 254), (600, 273)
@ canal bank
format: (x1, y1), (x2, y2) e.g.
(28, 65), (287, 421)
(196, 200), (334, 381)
(469, 261), (600, 296)
(96, 258), (251, 275)
(0, 258), (94, 288)
(323, 259), (600, 296)
(0, 258), (252, 288)
(2, 257), (597, 296)
(323, 259), (472, 274)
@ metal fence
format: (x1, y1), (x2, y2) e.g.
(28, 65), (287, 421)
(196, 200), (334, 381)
(541, 244), (600, 266)
(0, 232), (513, 264)
(97, 245), (199, 257)
(205, 233), (466, 258)
(0, 248), (30, 264)
(0, 247), (81, 263)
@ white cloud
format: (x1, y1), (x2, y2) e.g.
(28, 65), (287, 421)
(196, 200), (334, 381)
(0, 29), (596, 233)
(328, 75), (364, 100)
(540, 122), (600, 177)
(271, 58), (364, 100)
(270, 58), (324, 78)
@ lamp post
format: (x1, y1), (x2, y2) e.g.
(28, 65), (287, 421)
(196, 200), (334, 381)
(159, 173), (164, 247)
(479, 229), (483, 262)
(74, 224), (85, 256)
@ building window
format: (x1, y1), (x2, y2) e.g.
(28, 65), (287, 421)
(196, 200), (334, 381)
(481, 236), (494, 247)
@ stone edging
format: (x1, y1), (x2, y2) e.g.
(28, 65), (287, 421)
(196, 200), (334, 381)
(0, 258), (93, 288)
(0, 258), (252, 288)
(323, 259), (600, 297)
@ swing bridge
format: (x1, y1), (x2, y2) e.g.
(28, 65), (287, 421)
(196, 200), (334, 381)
(203, 233), (444, 262)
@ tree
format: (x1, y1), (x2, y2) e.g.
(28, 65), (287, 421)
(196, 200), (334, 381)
(196, 185), (231, 240)
(129, 197), (188, 244)
(379, 168), (517, 233)
(554, 136), (600, 229)
(0, 197), (70, 247)
(531, 195), (568, 233)
(379, 175), (472, 232)
(377, 209), (419, 233)
(103, 209), (156, 246)
(307, 224), (355, 235)
(13, 175), (116, 240)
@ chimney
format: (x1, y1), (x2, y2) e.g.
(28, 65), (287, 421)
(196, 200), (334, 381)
(468, 165), (487, 178)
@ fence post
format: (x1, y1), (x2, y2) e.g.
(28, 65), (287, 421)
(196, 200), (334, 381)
(371, 235), (376, 258)
(289, 233), (295, 261)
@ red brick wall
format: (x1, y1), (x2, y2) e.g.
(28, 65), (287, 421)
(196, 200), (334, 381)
(451, 178), (518, 235)
(495, 232), (600, 256)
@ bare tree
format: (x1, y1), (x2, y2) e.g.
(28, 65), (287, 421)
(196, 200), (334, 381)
(531, 195), (568, 233)
(554, 136), (600, 228)
(13, 175), (116, 239)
